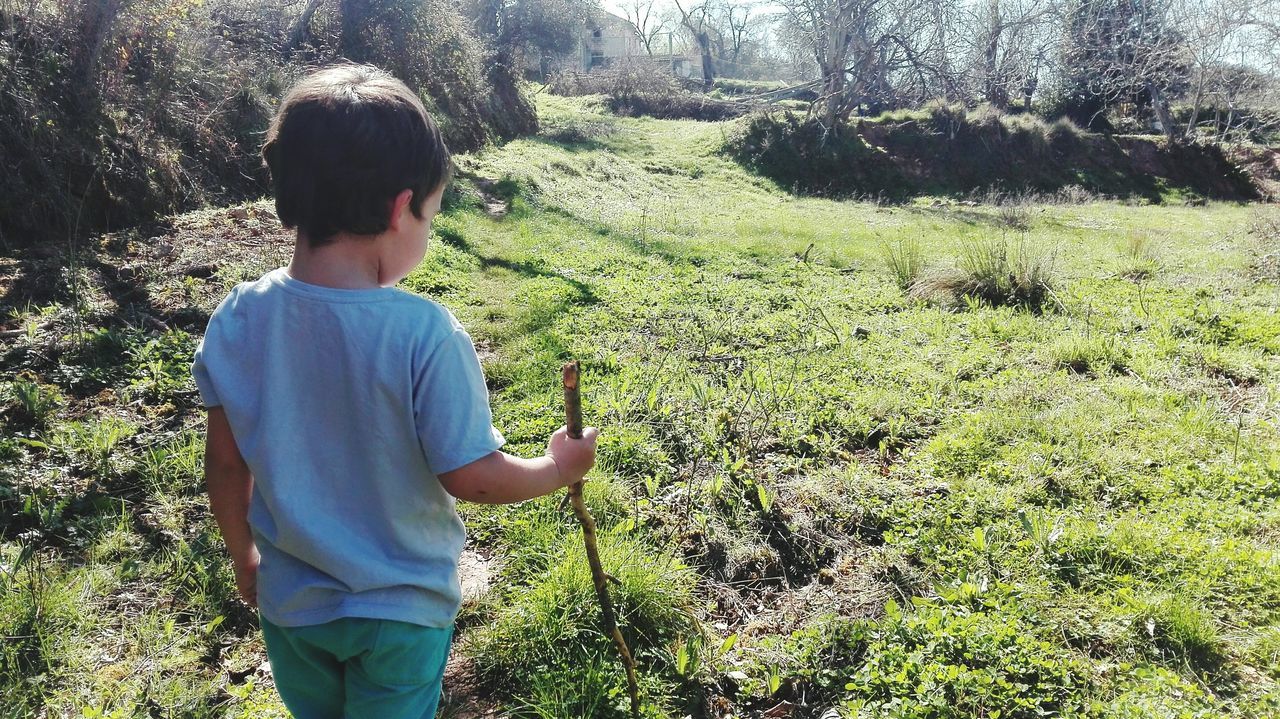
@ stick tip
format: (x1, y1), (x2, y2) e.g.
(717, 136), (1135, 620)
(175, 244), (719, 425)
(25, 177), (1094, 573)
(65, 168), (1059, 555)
(562, 360), (579, 390)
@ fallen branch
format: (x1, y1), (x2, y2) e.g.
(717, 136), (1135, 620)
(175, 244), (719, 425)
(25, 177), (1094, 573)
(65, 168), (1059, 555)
(562, 360), (640, 718)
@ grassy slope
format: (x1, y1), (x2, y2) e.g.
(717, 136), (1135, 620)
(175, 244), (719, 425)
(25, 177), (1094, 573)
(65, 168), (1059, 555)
(1, 94), (1278, 718)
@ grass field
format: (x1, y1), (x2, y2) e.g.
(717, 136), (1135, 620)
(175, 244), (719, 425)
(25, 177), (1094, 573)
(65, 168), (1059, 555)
(2, 95), (1278, 718)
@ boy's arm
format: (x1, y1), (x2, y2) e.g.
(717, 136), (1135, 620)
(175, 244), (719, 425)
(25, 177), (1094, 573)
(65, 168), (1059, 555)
(439, 426), (598, 504)
(204, 406), (259, 607)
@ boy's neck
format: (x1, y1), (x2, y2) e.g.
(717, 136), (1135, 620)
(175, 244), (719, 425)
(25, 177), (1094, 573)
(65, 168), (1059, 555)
(287, 232), (385, 289)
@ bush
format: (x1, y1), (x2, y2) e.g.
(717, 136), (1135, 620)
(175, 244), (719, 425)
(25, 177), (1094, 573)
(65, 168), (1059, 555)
(0, 0), (537, 248)
(0, 1), (279, 247)
(550, 63), (746, 122)
(727, 104), (1259, 202)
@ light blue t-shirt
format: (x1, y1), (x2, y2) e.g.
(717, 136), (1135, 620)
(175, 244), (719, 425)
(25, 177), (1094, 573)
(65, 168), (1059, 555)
(191, 268), (504, 629)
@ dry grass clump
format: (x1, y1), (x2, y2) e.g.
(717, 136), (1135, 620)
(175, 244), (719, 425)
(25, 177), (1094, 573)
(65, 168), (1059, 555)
(549, 61), (682, 97)
(1117, 232), (1162, 281)
(1246, 209), (1280, 281)
(910, 235), (1059, 310)
(540, 118), (619, 145)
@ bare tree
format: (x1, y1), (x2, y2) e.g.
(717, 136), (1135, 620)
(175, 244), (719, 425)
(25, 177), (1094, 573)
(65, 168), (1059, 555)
(672, 0), (717, 86)
(961, 0), (1054, 109)
(1056, 0), (1189, 140)
(778, 0), (944, 129)
(620, 0), (672, 56)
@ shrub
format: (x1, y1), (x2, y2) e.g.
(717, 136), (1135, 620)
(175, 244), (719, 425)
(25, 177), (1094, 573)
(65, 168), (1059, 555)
(0, 0), (537, 247)
(551, 63), (746, 122)
(0, 1), (279, 246)
(550, 62), (679, 98)
(711, 78), (787, 97)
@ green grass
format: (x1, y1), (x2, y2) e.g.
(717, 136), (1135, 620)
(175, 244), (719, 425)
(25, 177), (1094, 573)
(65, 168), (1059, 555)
(1, 94), (1278, 716)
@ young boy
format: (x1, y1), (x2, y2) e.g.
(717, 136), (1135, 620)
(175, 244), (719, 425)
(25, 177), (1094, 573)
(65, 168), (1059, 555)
(192, 64), (598, 718)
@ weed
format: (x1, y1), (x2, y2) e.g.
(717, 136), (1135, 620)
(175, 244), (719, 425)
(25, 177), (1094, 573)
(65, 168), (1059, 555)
(843, 595), (1089, 718)
(125, 330), (197, 402)
(2, 377), (62, 429)
(48, 416), (138, 481)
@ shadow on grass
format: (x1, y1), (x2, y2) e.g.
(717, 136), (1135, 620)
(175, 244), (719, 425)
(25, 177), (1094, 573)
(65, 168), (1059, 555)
(435, 224), (600, 308)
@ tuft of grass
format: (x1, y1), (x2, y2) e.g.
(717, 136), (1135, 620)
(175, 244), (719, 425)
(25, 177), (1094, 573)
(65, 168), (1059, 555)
(1122, 593), (1227, 677)
(880, 237), (925, 292)
(911, 235), (1058, 310)
(1117, 232), (1162, 281)
(1247, 627), (1280, 678)
(1046, 333), (1131, 375)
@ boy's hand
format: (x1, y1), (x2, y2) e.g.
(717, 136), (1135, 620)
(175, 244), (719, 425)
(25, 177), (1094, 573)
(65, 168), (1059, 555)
(547, 425), (598, 486)
(232, 547), (260, 608)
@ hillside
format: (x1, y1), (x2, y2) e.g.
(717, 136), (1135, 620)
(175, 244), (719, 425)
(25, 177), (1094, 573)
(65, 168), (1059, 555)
(728, 106), (1274, 203)
(1, 95), (1278, 718)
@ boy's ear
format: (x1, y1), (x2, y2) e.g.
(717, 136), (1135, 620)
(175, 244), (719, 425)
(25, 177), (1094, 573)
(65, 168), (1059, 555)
(387, 189), (415, 231)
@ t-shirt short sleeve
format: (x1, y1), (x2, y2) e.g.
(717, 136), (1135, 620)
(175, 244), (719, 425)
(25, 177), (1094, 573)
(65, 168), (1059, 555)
(413, 330), (506, 475)
(190, 336), (222, 408)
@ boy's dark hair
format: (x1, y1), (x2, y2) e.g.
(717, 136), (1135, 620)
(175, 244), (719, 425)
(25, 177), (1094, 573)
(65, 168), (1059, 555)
(263, 64), (450, 246)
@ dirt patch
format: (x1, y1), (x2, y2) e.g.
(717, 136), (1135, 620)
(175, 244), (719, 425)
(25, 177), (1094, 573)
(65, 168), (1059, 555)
(458, 549), (492, 604)
(1230, 144), (1280, 201)
(440, 655), (507, 719)
(471, 178), (511, 219)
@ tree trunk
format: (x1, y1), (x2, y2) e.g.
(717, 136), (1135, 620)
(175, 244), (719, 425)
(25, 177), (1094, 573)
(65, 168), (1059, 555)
(284, 0), (326, 59)
(340, 0), (376, 62)
(1148, 83), (1176, 144)
(75, 0), (124, 85)
(697, 31), (715, 88)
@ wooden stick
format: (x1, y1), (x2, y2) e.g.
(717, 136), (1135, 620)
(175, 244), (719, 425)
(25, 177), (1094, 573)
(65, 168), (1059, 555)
(562, 360), (640, 718)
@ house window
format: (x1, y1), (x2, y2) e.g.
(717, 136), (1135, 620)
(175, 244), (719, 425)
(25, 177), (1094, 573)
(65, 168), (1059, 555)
(591, 51), (605, 67)
(592, 29), (602, 38)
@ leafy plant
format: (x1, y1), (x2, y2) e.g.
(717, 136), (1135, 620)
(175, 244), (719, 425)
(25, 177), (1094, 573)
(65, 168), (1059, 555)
(2, 378), (62, 428)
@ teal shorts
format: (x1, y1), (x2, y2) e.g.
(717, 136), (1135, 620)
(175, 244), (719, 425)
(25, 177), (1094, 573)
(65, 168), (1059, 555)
(261, 616), (454, 719)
